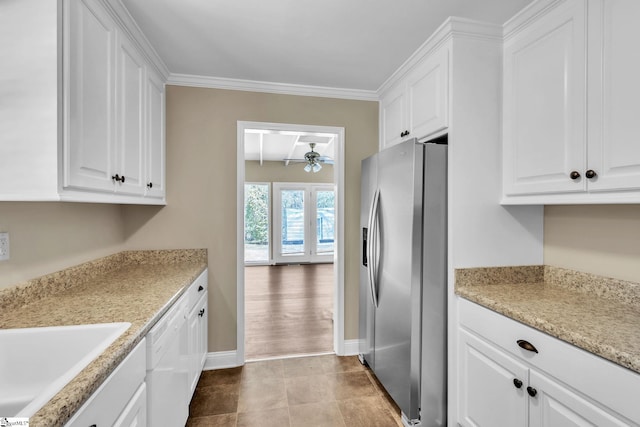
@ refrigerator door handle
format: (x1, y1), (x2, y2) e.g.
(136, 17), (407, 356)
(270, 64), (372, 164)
(367, 189), (380, 308)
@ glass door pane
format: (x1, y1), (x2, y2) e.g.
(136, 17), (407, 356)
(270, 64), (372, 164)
(244, 183), (270, 264)
(314, 189), (335, 257)
(280, 189), (306, 256)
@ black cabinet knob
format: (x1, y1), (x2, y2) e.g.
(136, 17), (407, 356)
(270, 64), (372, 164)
(585, 169), (597, 179)
(513, 378), (523, 389)
(121, 175), (125, 183)
(198, 308), (205, 317)
(570, 171), (581, 180)
(517, 339), (538, 353)
(112, 174), (120, 182)
(198, 285), (204, 292)
(527, 386), (537, 397)
(147, 182), (153, 188)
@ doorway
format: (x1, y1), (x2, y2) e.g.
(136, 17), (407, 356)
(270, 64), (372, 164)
(236, 121), (345, 363)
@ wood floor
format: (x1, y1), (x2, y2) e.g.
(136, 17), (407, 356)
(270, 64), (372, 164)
(244, 264), (334, 360)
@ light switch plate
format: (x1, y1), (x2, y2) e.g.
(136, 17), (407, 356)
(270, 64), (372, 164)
(0, 232), (10, 261)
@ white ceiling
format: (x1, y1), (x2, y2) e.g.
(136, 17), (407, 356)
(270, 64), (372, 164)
(121, 0), (533, 93)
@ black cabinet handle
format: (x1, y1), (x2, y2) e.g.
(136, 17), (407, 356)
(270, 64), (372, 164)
(570, 171), (581, 180)
(513, 378), (523, 389)
(400, 130), (411, 137)
(111, 174), (125, 183)
(585, 169), (597, 179)
(147, 182), (153, 188)
(517, 339), (538, 353)
(198, 285), (204, 292)
(527, 386), (537, 397)
(198, 308), (205, 317)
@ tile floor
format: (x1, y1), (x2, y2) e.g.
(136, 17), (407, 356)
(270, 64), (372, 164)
(186, 354), (404, 427)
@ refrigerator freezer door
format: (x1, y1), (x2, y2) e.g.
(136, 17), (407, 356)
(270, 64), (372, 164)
(359, 155), (377, 369)
(373, 140), (424, 421)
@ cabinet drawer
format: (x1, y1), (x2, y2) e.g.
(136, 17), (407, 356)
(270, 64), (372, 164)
(186, 269), (208, 312)
(66, 338), (146, 427)
(459, 298), (640, 423)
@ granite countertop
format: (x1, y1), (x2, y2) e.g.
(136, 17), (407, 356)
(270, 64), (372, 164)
(0, 249), (208, 427)
(455, 265), (640, 374)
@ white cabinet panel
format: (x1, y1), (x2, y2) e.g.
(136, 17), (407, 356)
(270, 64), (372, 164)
(407, 47), (448, 141)
(116, 34), (146, 196)
(529, 371), (630, 427)
(113, 383), (147, 427)
(459, 329), (528, 427)
(65, 339), (146, 427)
(380, 84), (405, 150)
(145, 69), (166, 198)
(587, 0), (640, 192)
(503, 0), (587, 196)
(65, 0), (116, 192)
(379, 46), (449, 150)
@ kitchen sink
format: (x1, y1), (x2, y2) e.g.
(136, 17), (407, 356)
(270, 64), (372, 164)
(0, 322), (130, 417)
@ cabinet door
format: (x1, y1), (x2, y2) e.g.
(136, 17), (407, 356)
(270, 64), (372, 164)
(113, 383), (147, 427)
(503, 0), (587, 196)
(380, 83), (406, 150)
(528, 370), (631, 427)
(458, 329), (528, 427)
(187, 292), (208, 397)
(64, 0), (117, 192)
(587, 0), (640, 192)
(115, 34), (146, 196)
(407, 47), (448, 140)
(145, 69), (166, 198)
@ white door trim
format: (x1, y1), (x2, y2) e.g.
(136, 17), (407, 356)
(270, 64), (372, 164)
(237, 121), (346, 364)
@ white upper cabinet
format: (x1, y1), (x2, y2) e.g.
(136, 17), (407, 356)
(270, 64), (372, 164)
(503, 0), (640, 203)
(145, 69), (166, 198)
(503, 0), (587, 197)
(0, 0), (166, 204)
(64, 0), (117, 193)
(586, 0), (640, 193)
(379, 46), (449, 150)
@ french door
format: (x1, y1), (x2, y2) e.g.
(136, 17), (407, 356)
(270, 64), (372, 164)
(273, 183), (335, 264)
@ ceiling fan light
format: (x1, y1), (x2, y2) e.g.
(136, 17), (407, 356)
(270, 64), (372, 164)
(312, 162), (322, 173)
(304, 163), (312, 173)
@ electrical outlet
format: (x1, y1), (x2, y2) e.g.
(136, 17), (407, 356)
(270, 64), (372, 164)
(0, 232), (10, 261)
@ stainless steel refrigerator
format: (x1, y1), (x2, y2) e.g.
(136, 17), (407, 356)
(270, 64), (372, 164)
(359, 137), (447, 426)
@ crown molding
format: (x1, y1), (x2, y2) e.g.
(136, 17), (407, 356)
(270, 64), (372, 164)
(167, 73), (379, 101)
(103, 0), (171, 79)
(504, 0), (566, 41)
(377, 17), (502, 96)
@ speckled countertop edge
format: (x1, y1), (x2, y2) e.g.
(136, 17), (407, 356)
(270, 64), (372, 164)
(455, 265), (640, 374)
(0, 249), (208, 427)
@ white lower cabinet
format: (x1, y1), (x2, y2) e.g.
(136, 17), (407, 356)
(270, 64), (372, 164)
(186, 270), (209, 397)
(457, 299), (640, 427)
(65, 338), (146, 427)
(113, 383), (147, 427)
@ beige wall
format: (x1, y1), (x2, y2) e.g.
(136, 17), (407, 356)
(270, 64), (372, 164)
(245, 160), (333, 183)
(122, 86), (379, 352)
(0, 202), (125, 288)
(544, 205), (640, 282)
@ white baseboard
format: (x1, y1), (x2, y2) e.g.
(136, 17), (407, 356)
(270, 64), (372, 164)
(204, 340), (360, 370)
(342, 339), (360, 356)
(203, 350), (240, 370)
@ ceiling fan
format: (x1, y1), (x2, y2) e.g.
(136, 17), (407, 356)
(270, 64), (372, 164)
(284, 143), (334, 173)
